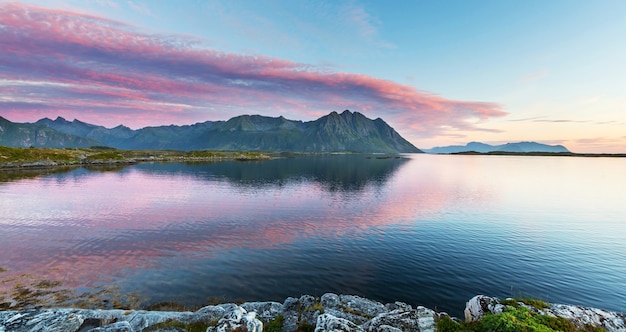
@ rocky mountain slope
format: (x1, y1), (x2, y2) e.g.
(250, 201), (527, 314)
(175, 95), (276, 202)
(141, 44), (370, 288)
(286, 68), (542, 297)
(1, 111), (421, 153)
(0, 116), (100, 148)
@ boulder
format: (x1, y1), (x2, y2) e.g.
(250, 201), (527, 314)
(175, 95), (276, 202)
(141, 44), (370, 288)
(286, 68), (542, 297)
(123, 310), (188, 331)
(239, 301), (282, 322)
(299, 295), (322, 327)
(464, 295), (501, 322)
(1, 309), (84, 332)
(87, 321), (133, 332)
(206, 309), (262, 332)
(464, 295), (626, 332)
(192, 304), (227, 324)
(281, 297), (300, 332)
(315, 313), (363, 332)
(321, 293), (387, 325)
(545, 304), (626, 332)
(362, 306), (435, 332)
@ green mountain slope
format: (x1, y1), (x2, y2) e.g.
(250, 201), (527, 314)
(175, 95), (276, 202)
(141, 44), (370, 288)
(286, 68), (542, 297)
(3, 111), (422, 153)
(0, 116), (100, 148)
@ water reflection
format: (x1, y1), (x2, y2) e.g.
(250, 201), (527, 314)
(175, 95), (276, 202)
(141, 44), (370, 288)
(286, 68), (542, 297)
(1, 154), (624, 315)
(0, 155), (421, 294)
(133, 154), (408, 192)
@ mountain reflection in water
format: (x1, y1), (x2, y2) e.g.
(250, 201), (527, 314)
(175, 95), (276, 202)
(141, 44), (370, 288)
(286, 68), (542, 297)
(1, 154), (625, 316)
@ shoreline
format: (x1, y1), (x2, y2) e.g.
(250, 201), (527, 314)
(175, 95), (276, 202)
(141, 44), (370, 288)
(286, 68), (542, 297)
(0, 146), (274, 171)
(447, 151), (626, 157)
(1, 294), (625, 332)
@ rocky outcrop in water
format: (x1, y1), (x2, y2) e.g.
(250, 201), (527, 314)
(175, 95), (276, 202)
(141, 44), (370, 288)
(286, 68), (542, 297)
(1, 294), (624, 332)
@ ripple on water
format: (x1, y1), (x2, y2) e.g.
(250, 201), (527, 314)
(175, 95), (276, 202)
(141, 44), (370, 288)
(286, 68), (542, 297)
(1, 157), (625, 315)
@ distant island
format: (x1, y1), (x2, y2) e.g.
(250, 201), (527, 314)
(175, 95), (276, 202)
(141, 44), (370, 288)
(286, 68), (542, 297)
(424, 141), (570, 154)
(0, 110), (421, 154)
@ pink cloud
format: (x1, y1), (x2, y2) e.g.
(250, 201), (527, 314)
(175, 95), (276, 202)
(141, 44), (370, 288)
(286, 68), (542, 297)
(0, 2), (505, 135)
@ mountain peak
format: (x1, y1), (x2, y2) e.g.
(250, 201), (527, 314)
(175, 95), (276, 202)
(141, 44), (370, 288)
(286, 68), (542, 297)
(6, 111), (421, 153)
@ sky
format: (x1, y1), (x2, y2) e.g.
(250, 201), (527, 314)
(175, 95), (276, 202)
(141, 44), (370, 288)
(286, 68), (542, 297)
(1, 1), (625, 153)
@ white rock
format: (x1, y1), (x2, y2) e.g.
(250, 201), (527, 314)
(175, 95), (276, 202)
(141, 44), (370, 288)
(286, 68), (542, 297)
(315, 313), (364, 332)
(242, 312), (263, 332)
(362, 306), (435, 332)
(240, 301), (282, 322)
(87, 321), (134, 332)
(464, 295), (499, 322)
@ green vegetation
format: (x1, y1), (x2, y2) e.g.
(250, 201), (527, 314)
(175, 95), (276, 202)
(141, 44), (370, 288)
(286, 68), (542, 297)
(500, 298), (550, 310)
(199, 312), (314, 332)
(339, 305), (375, 319)
(436, 315), (466, 332)
(0, 146), (272, 169)
(0, 146), (78, 164)
(83, 151), (125, 161)
(436, 305), (606, 332)
(144, 319), (214, 332)
(305, 302), (324, 314)
(263, 315), (284, 332)
(296, 322), (316, 332)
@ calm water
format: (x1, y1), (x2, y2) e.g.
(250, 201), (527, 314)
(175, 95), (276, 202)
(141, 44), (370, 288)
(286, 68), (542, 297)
(1, 154), (625, 316)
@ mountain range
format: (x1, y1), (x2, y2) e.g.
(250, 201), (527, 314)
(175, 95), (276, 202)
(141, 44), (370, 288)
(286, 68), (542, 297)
(424, 141), (570, 154)
(0, 110), (422, 153)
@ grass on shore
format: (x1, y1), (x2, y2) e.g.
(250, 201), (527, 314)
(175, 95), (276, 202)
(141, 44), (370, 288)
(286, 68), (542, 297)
(0, 146), (271, 168)
(436, 302), (605, 332)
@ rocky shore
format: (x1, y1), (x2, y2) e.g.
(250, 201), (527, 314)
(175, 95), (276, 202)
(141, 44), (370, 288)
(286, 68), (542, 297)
(1, 294), (624, 332)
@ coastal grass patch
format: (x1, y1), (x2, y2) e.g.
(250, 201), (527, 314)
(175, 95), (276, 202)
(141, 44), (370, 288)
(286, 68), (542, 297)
(0, 146), (80, 163)
(501, 297), (550, 310)
(83, 151), (125, 161)
(144, 318), (213, 332)
(263, 314), (284, 332)
(0, 146), (273, 168)
(296, 322), (316, 332)
(435, 315), (462, 331)
(338, 304), (375, 319)
(304, 302), (324, 314)
(435, 306), (607, 332)
(184, 150), (271, 161)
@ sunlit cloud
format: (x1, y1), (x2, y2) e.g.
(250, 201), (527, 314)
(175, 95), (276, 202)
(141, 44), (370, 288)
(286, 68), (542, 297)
(0, 2), (505, 135)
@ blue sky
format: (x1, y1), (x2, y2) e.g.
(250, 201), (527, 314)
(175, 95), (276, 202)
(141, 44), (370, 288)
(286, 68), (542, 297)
(1, 0), (625, 152)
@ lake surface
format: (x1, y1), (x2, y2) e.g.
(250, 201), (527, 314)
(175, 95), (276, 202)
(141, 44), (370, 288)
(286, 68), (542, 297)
(1, 154), (625, 316)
